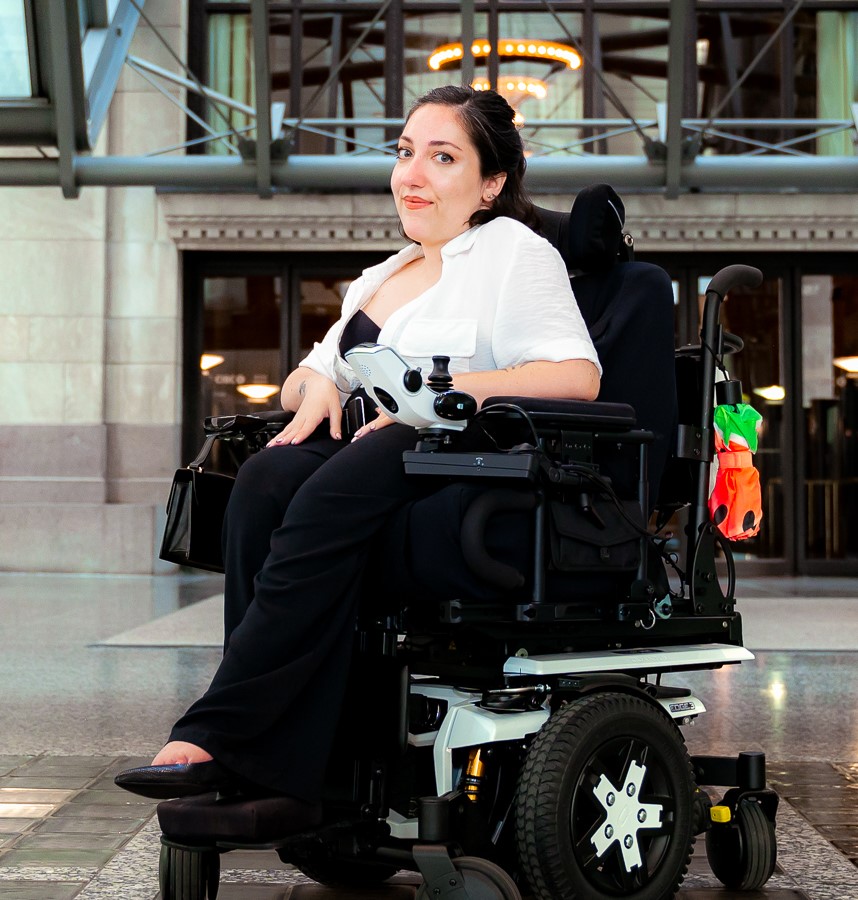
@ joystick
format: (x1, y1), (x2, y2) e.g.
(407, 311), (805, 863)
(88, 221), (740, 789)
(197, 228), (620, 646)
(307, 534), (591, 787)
(427, 356), (454, 392)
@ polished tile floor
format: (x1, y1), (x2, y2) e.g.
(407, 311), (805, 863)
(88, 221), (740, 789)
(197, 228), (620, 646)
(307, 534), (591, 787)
(1, 572), (858, 898)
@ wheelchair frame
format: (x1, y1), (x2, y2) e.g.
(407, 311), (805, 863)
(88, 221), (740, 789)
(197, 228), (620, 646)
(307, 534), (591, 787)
(155, 262), (779, 900)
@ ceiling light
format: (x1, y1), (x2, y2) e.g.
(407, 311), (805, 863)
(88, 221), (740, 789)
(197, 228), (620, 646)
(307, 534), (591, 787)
(237, 383), (280, 402)
(833, 356), (858, 373)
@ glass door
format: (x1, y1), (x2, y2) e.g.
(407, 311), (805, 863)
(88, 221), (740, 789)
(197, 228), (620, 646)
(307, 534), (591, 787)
(800, 273), (858, 566)
(646, 254), (791, 572)
(182, 251), (386, 466)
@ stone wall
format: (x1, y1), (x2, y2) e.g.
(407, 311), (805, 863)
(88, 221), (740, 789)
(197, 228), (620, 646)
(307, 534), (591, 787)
(0, 1), (186, 573)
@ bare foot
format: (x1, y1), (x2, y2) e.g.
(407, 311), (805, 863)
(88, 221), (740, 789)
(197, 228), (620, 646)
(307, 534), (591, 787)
(151, 741), (213, 767)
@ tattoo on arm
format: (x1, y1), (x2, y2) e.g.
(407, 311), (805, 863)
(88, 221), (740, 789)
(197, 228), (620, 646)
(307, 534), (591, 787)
(298, 380), (307, 397)
(504, 361), (533, 374)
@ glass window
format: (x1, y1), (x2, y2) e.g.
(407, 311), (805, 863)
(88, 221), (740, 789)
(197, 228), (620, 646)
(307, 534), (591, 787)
(197, 3), (858, 159)
(816, 11), (858, 155)
(207, 12), (255, 154)
(0, 0), (32, 97)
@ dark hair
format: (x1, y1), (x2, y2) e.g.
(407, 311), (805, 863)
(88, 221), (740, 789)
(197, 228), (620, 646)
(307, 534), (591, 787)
(405, 85), (539, 232)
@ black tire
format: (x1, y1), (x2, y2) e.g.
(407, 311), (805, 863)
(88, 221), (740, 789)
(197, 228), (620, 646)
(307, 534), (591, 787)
(415, 856), (521, 900)
(294, 856), (398, 887)
(515, 692), (696, 900)
(706, 798), (777, 890)
(159, 843), (219, 900)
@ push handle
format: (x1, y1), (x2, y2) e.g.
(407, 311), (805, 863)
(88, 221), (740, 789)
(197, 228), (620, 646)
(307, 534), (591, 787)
(704, 265), (763, 300)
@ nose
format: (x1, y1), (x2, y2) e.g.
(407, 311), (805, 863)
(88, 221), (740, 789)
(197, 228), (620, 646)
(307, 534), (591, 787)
(401, 154), (426, 187)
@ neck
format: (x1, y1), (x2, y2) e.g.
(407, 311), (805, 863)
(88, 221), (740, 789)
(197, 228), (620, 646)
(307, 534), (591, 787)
(419, 222), (472, 270)
(419, 243), (443, 271)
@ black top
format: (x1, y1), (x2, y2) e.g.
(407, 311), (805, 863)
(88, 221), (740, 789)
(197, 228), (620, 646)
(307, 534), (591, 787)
(339, 309), (381, 357)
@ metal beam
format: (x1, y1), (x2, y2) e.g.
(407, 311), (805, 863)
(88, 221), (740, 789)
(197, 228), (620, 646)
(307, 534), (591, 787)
(460, 0), (475, 88)
(44, 0), (87, 198)
(83, 0), (145, 148)
(2, 154), (858, 192)
(664, 0), (690, 198)
(250, 0), (273, 196)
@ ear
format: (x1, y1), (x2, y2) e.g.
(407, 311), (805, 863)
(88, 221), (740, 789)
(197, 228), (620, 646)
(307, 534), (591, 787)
(484, 172), (506, 199)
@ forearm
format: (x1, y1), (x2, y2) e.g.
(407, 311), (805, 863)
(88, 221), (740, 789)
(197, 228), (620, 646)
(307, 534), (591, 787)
(453, 359), (600, 406)
(280, 367), (331, 412)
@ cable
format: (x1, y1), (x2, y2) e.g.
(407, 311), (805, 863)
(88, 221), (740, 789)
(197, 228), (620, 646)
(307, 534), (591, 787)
(473, 403), (541, 449)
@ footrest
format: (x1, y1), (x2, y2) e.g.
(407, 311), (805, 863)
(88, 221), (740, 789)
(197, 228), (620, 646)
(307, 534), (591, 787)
(157, 792), (322, 844)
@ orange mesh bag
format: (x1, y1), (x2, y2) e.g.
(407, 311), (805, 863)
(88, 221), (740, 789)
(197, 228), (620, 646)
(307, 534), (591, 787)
(708, 402), (763, 540)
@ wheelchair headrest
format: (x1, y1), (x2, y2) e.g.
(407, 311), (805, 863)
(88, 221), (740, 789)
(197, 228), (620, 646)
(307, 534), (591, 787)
(535, 183), (626, 274)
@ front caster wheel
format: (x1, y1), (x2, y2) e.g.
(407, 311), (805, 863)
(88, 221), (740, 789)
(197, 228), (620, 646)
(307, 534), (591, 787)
(293, 856), (398, 887)
(159, 841), (220, 900)
(516, 692), (696, 899)
(415, 856), (520, 900)
(706, 798), (777, 890)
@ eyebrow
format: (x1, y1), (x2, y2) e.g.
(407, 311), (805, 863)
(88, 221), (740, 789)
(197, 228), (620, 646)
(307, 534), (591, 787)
(398, 135), (464, 151)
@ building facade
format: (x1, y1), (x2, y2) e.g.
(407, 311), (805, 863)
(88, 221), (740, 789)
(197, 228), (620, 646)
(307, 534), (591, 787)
(0, 0), (856, 574)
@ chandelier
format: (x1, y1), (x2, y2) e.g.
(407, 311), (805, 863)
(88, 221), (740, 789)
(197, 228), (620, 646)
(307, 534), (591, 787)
(428, 39), (582, 72)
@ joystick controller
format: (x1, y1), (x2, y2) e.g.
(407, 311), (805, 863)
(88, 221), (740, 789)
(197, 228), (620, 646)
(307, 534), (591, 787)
(345, 343), (477, 433)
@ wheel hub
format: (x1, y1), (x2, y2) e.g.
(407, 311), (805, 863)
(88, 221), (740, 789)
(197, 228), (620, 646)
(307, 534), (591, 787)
(590, 760), (664, 872)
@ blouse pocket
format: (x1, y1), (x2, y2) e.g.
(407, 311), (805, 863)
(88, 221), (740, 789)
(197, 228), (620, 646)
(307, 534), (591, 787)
(396, 318), (478, 359)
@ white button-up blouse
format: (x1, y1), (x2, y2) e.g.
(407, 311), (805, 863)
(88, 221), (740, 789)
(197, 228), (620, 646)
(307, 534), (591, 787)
(299, 216), (601, 403)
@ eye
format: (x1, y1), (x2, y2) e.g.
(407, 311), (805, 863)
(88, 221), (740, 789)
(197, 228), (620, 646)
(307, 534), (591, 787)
(395, 146), (412, 160)
(435, 151), (454, 164)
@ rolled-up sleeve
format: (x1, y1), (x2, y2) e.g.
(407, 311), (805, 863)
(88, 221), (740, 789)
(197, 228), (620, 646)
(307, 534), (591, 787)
(491, 234), (602, 374)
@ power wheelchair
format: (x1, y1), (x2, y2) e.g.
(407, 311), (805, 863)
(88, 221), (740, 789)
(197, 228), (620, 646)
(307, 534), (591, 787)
(155, 185), (778, 900)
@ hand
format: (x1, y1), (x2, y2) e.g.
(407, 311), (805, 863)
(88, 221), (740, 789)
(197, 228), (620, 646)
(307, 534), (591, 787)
(351, 410), (396, 442)
(267, 377), (344, 446)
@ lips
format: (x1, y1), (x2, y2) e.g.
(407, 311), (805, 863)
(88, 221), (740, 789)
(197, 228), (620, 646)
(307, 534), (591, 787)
(402, 196), (431, 210)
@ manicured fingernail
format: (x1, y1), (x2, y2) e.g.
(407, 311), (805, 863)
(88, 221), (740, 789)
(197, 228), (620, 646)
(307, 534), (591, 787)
(335, 432), (342, 440)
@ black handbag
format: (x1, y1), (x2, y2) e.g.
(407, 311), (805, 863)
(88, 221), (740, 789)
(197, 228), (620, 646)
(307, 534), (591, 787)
(159, 434), (234, 573)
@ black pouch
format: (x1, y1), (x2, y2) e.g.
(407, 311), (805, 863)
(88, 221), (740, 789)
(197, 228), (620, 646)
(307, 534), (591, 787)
(159, 434), (234, 573)
(548, 495), (644, 572)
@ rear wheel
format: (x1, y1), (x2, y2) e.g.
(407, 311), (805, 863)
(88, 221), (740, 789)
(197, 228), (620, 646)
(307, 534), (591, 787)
(516, 692), (695, 899)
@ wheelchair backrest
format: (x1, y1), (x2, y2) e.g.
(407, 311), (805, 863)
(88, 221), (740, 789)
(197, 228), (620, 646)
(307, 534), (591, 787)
(535, 186), (678, 507)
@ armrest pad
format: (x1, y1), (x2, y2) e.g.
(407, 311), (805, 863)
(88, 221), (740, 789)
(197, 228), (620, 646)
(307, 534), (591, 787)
(204, 409), (293, 437)
(482, 396), (636, 429)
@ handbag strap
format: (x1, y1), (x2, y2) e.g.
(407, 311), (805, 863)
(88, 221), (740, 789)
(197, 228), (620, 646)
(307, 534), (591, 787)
(188, 433), (219, 471)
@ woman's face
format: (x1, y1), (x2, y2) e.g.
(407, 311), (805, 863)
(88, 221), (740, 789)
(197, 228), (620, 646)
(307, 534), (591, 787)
(391, 103), (505, 251)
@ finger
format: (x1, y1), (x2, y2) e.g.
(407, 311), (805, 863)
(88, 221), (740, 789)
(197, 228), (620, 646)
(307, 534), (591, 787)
(266, 426), (290, 448)
(328, 403), (343, 441)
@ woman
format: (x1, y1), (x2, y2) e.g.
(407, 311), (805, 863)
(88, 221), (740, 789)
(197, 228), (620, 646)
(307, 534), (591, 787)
(116, 86), (600, 833)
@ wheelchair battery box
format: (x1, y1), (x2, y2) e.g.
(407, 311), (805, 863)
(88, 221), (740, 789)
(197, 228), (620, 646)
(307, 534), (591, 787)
(403, 450), (539, 481)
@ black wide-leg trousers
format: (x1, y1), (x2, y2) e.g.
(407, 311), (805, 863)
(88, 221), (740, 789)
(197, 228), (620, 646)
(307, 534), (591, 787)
(169, 424), (434, 802)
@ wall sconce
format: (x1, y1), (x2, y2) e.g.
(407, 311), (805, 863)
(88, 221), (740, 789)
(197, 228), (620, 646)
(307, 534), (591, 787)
(200, 354), (225, 371)
(753, 385), (785, 402)
(237, 383), (280, 402)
